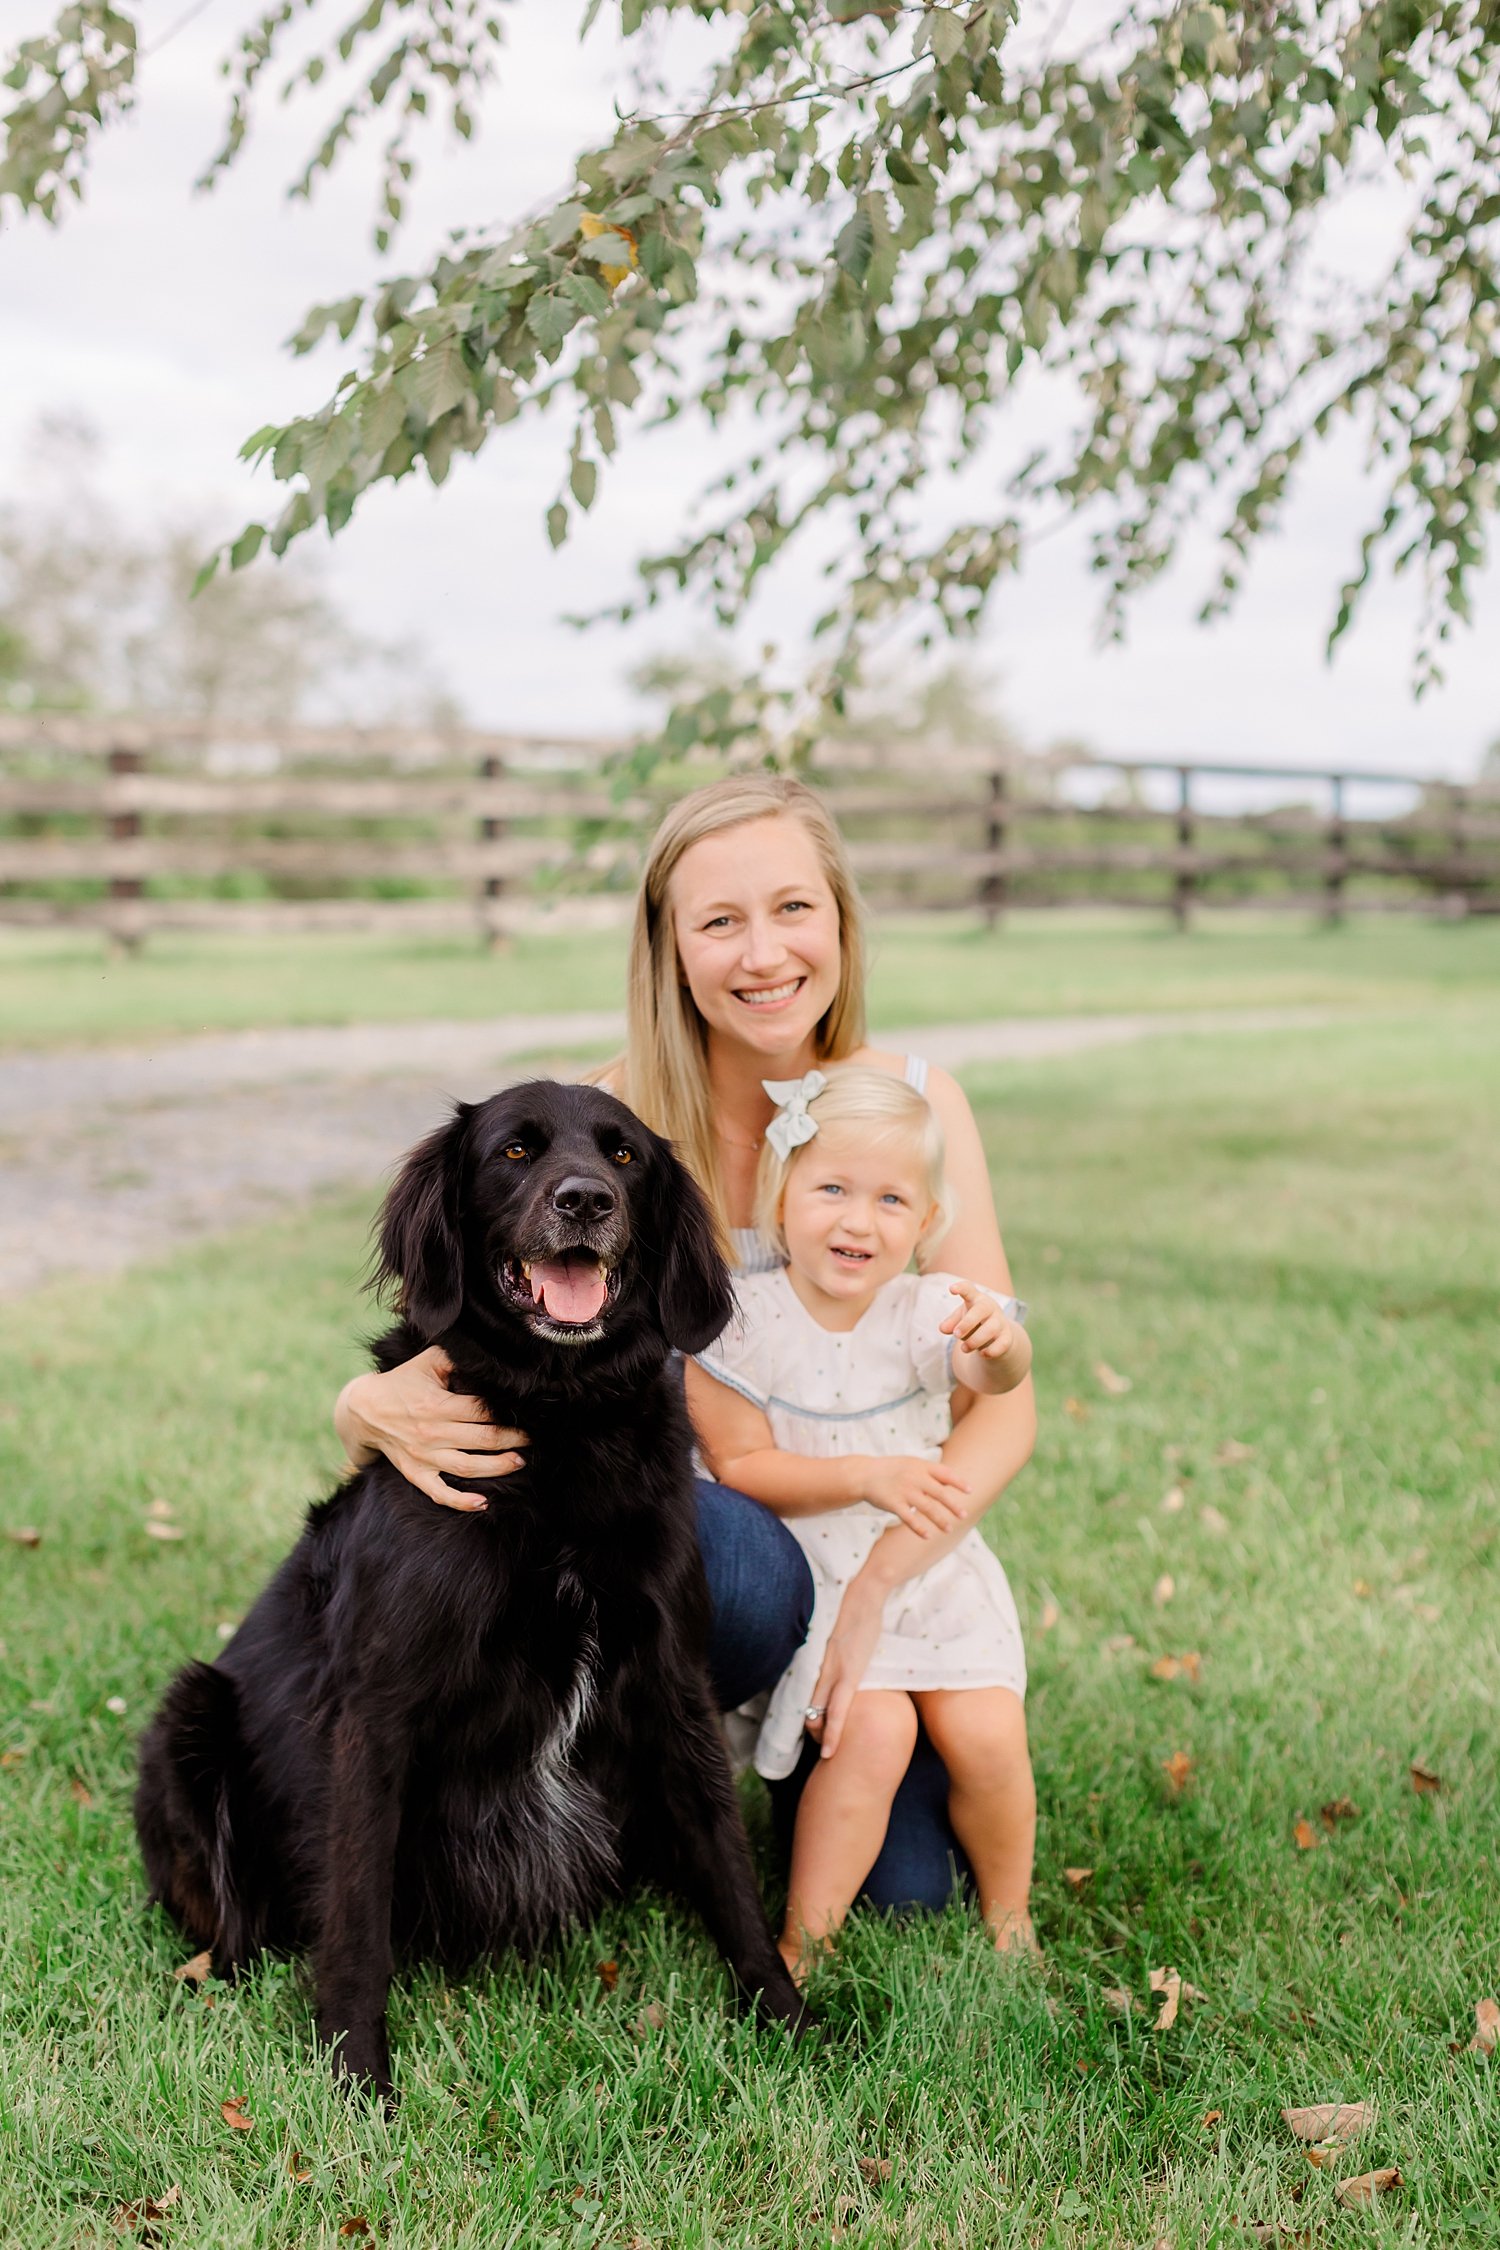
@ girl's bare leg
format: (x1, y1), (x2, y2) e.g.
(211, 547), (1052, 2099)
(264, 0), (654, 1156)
(779, 1690), (918, 1979)
(914, 1687), (1038, 1953)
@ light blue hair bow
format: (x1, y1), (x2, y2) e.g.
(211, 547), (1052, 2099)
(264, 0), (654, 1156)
(762, 1071), (828, 1162)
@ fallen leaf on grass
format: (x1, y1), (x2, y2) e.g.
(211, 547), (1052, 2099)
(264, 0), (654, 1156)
(1199, 1504), (1230, 1536)
(1352, 1579), (1372, 1597)
(145, 1499), (175, 1521)
(1161, 1750), (1193, 1795)
(630, 2000), (665, 2037)
(173, 1951), (212, 1985)
(288, 2151), (313, 2184)
(1038, 1598), (1061, 1633)
(0, 1748), (26, 1769)
(1335, 2168), (1401, 2208)
(1063, 1396), (1090, 1421)
(1102, 1633), (1136, 1657)
(105, 1698), (127, 1716)
(856, 2156), (892, 2184)
(1292, 1819), (1325, 1852)
(1160, 1485), (1186, 1514)
(109, 2185), (179, 2240)
(70, 1777), (93, 1806)
(4, 1525), (41, 1548)
(1063, 1866), (1093, 1891)
(1148, 1967), (1205, 2030)
(1152, 1573), (1175, 1608)
(1282, 2102), (1373, 2144)
(1150, 1652), (1203, 1684)
(1410, 1764), (1442, 1795)
(1468, 1997), (1499, 2055)
(1095, 1361), (1133, 1396)
(596, 1958), (619, 1990)
(220, 2097), (253, 2132)
(1103, 1985), (1137, 2015)
(1215, 1439), (1255, 1465)
(1319, 1797), (1359, 1828)
(143, 1521), (186, 1543)
(339, 2223), (371, 2240)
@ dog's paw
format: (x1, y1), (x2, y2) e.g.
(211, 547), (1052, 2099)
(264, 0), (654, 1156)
(752, 1979), (821, 2044)
(322, 2020), (395, 2104)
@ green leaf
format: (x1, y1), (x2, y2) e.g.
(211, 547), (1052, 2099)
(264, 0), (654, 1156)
(409, 336), (470, 422)
(928, 9), (965, 67)
(526, 291), (577, 351)
(835, 208), (874, 282)
(228, 522), (265, 571)
(546, 500), (568, 548)
(561, 270), (611, 318)
(570, 454), (597, 510)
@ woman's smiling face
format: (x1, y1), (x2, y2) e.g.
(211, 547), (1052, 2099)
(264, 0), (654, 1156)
(669, 815), (842, 1057)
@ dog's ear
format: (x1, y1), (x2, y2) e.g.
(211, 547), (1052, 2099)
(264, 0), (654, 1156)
(647, 1147), (735, 1356)
(373, 1105), (470, 1338)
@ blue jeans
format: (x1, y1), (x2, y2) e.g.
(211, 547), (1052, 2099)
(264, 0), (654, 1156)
(695, 1477), (971, 1914)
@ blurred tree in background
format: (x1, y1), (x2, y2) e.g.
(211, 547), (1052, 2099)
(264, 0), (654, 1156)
(4, 2), (1498, 756)
(0, 417), (455, 724)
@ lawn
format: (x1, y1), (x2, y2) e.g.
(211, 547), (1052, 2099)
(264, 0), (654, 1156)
(3, 912), (1499, 1049)
(1, 995), (1497, 2247)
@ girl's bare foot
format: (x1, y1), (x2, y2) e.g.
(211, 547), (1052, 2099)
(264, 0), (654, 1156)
(988, 1909), (1041, 1958)
(778, 1929), (833, 1986)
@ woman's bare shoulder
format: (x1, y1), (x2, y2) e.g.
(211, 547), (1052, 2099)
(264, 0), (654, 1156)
(847, 1043), (909, 1078)
(848, 1045), (973, 1119)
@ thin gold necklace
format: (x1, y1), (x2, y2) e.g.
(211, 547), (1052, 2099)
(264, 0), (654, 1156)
(714, 1119), (764, 1153)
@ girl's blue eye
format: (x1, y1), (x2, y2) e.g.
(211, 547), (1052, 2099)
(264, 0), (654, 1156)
(818, 1182), (843, 1196)
(880, 1193), (906, 1206)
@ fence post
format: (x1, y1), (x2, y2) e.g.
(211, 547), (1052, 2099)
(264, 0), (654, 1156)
(107, 740), (145, 953)
(1172, 766), (1195, 929)
(479, 749), (506, 950)
(980, 764), (1008, 928)
(1447, 784), (1470, 917)
(1324, 774), (1346, 925)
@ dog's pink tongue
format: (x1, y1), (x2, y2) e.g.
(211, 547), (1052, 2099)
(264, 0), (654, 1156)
(530, 1258), (608, 1324)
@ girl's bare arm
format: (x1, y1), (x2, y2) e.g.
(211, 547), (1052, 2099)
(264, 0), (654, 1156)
(682, 1360), (967, 1536)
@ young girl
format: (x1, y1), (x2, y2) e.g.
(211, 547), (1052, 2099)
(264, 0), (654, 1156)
(683, 1064), (1037, 1975)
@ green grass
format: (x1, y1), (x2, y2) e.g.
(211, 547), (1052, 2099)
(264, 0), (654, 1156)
(3, 912), (1499, 1048)
(2, 998), (1498, 2245)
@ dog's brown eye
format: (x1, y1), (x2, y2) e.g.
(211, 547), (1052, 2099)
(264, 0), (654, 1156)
(611, 1146), (634, 1166)
(503, 1143), (528, 1162)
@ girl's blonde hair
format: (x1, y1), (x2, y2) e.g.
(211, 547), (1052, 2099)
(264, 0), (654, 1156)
(610, 776), (870, 1254)
(753, 1063), (956, 1262)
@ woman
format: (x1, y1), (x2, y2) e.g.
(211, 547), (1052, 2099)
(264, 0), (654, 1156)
(334, 776), (1036, 1908)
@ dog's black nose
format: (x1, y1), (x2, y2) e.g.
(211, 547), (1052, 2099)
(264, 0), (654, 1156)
(551, 1174), (619, 1224)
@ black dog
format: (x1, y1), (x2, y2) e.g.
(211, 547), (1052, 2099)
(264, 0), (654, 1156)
(135, 1080), (806, 2094)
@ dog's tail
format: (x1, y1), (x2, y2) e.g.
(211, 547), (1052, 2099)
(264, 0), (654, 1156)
(134, 1662), (269, 1973)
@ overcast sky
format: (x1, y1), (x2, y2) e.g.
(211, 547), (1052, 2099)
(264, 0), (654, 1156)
(2, 1), (1495, 779)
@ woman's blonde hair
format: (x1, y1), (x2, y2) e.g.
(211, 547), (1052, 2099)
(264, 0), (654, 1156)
(753, 1063), (955, 1261)
(609, 775), (869, 1254)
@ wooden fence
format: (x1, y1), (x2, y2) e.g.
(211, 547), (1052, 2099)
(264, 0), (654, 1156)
(1, 712), (1495, 945)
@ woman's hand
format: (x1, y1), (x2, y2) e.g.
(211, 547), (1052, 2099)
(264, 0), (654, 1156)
(805, 1578), (886, 1760)
(857, 1455), (969, 1539)
(334, 1346), (528, 1513)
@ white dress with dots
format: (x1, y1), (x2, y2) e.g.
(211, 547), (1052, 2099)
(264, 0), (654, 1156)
(694, 1265), (1029, 1781)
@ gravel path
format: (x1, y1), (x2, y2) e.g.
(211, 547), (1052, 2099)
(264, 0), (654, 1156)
(0, 1005), (1327, 1296)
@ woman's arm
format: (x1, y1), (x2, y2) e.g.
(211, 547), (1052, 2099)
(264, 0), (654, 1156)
(334, 1346), (529, 1514)
(683, 1360), (969, 1538)
(919, 1062), (1013, 1289)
